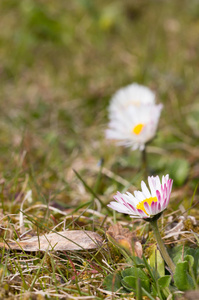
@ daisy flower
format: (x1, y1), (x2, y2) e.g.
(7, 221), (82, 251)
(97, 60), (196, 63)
(108, 175), (173, 219)
(108, 174), (176, 273)
(106, 103), (163, 151)
(108, 83), (156, 115)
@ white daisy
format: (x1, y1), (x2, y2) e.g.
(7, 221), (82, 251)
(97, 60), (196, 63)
(106, 83), (162, 150)
(106, 103), (163, 150)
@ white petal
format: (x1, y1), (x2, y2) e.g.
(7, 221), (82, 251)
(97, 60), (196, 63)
(155, 175), (161, 190)
(134, 191), (145, 202)
(164, 174), (169, 184)
(125, 192), (139, 205)
(109, 83), (156, 114)
(108, 202), (130, 214)
(148, 176), (156, 197)
(141, 181), (151, 198)
(144, 202), (152, 216)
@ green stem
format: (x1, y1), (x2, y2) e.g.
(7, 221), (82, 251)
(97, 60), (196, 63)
(141, 147), (147, 179)
(150, 218), (176, 274)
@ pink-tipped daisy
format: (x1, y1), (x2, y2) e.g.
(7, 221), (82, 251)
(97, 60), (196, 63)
(108, 175), (173, 219)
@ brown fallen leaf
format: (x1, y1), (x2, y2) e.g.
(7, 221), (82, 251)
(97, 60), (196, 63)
(0, 230), (103, 251)
(106, 223), (143, 258)
(184, 291), (199, 300)
(176, 290), (199, 300)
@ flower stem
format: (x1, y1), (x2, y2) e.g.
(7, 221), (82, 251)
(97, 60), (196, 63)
(141, 147), (147, 179)
(150, 218), (176, 274)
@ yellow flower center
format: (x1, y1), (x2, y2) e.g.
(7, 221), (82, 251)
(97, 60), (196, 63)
(136, 196), (158, 215)
(132, 123), (144, 135)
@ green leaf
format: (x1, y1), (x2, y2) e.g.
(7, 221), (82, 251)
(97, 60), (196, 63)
(174, 261), (195, 291)
(169, 158), (190, 186)
(121, 276), (136, 292)
(103, 272), (126, 293)
(148, 247), (165, 277)
(184, 255), (194, 267)
(121, 276), (150, 293)
(170, 245), (184, 264)
(170, 246), (199, 277)
(186, 248), (199, 277)
(151, 284), (158, 297)
(121, 267), (149, 281)
(157, 275), (171, 288)
(130, 256), (145, 268)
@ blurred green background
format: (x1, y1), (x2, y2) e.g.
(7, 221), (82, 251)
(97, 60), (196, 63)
(0, 0), (199, 207)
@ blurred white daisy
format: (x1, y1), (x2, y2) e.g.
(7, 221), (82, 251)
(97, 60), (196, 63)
(106, 83), (163, 151)
(108, 174), (173, 219)
(108, 83), (156, 115)
(106, 103), (163, 151)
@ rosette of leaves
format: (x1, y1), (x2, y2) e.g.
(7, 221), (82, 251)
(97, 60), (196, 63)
(103, 256), (172, 299)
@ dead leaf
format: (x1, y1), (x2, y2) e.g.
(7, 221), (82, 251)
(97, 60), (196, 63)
(0, 230), (103, 252)
(164, 215), (198, 240)
(184, 291), (199, 300)
(176, 290), (199, 300)
(164, 217), (185, 240)
(106, 223), (143, 258)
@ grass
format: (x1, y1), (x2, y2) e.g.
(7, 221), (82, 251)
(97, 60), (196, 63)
(0, 0), (199, 298)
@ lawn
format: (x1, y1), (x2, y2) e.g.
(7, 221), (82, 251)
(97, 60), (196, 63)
(0, 0), (199, 299)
